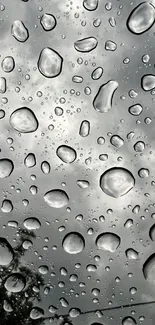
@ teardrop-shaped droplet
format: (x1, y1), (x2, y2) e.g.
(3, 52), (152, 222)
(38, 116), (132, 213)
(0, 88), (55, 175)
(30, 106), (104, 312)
(127, 2), (155, 35)
(149, 224), (155, 241)
(0, 238), (14, 266)
(79, 120), (90, 137)
(24, 153), (36, 168)
(0, 77), (6, 93)
(24, 217), (41, 230)
(1, 56), (15, 73)
(4, 273), (26, 292)
(143, 253), (155, 283)
(96, 232), (120, 252)
(41, 161), (50, 174)
(62, 232), (85, 254)
(93, 80), (118, 113)
(38, 47), (63, 78)
(100, 167), (135, 198)
(74, 37), (98, 52)
(10, 107), (38, 133)
(76, 180), (90, 188)
(128, 104), (143, 116)
(141, 74), (155, 91)
(44, 189), (69, 208)
(91, 67), (103, 80)
(126, 248), (138, 260)
(1, 200), (13, 213)
(122, 317), (137, 325)
(56, 145), (77, 163)
(105, 40), (117, 51)
(40, 13), (56, 31)
(110, 135), (124, 148)
(0, 159), (14, 178)
(11, 20), (29, 42)
(83, 0), (98, 11)
(30, 307), (44, 319)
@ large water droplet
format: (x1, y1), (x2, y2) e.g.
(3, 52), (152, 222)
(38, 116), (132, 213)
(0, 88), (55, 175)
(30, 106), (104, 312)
(30, 307), (44, 319)
(0, 159), (14, 178)
(44, 189), (69, 208)
(143, 254), (155, 283)
(4, 273), (26, 292)
(122, 317), (137, 325)
(0, 238), (14, 266)
(83, 0), (98, 11)
(56, 145), (77, 163)
(79, 120), (90, 137)
(38, 47), (63, 78)
(24, 217), (41, 230)
(100, 167), (135, 198)
(96, 232), (120, 252)
(105, 40), (117, 51)
(63, 232), (85, 254)
(1, 56), (15, 73)
(11, 20), (29, 42)
(1, 200), (13, 213)
(0, 77), (6, 93)
(126, 248), (138, 260)
(40, 13), (56, 31)
(134, 141), (145, 152)
(127, 2), (155, 34)
(10, 107), (38, 133)
(128, 104), (143, 116)
(24, 153), (36, 168)
(74, 37), (98, 52)
(141, 74), (155, 91)
(91, 67), (103, 80)
(93, 80), (118, 113)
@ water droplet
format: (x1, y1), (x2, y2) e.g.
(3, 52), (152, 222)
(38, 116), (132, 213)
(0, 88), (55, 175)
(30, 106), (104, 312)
(100, 167), (135, 198)
(63, 232), (85, 254)
(149, 224), (155, 241)
(79, 120), (90, 137)
(22, 240), (33, 249)
(41, 161), (50, 174)
(74, 37), (98, 52)
(10, 107), (38, 133)
(105, 40), (117, 51)
(24, 153), (36, 168)
(40, 13), (56, 31)
(44, 189), (69, 208)
(0, 109), (5, 119)
(124, 219), (133, 228)
(11, 20), (29, 42)
(134, 141), (145, 152)
(127, 2), (155, 34)
(129, 104), (143, 116)
(126, 249), (138, 260)
(8, 220), (18, 228)
(110, 135), (124, 148)
(109, 16), (116, 27)
(1, 56), (15, 73)
(38, 265), (48, 274)
(87, 264), (97, 272)
(24, 217), (41, 230)
(141, 74), (155, 91)
(1, 200), (13, 213)
(30, 307), (44, 319)
(60, 297), (69, 307)
(72, 75), (83, 83)
(0, 238), (14, 266)
(122, 317), (137, 325)
(38, 47), (63, 78)
(91, 67), (103, 80)
(83, 0), (98, 11)
(56, 145), (77, 163)
(55, 106), (63, 116)
(69, 308), (81, 318)
(29, 185), (37, 195)
(76, 180), (89, 188)
(142, 54), (150, 63)
(0, 159), (14, 178)
(143, 254), (155, 283)
(93, 18), (101, 27)
(4, 273), (26, 292)
(0, 77), (6, 93)
(138, 168), (149, 178)
(96, 232), (120, 252)
(93, 80), (118, 113)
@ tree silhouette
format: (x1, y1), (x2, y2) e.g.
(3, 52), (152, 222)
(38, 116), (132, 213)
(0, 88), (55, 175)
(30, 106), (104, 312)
(0, 229), (45, 325)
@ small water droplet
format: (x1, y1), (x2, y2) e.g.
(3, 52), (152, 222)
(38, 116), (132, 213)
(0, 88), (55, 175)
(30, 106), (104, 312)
(44, 189), (69, 208)
(41, 161), (50, 174)
(105, 40), (117, 51)
(63, 232), (85, 254)
(1, 56), (15, 73)
(1, 200), (13, 213)
(93, 80), (118, 113)
(40, 13), (56, 31)
(91, 67), (103, 80)
(0, 238), (14, 266)
(74, 37), (98, 52)
(79, 120), (90, 137)
(141, 74), (155, 91)
(110, 135), (124, 148)
(0, 159), (14, 178)
(24, 153), (36, 168)
(126, 249), (138, 260)
(96, 232), (120, 252)
(38, 47), (63, 78)
(83, 0), (98, 11)
(11, 20), (29, 42)
(24, 217), (41, 230)
(129, 104), (143, 116)
(56, 145), (77, 163)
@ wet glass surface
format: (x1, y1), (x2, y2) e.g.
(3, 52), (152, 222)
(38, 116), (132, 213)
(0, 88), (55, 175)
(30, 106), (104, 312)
(1, 0), (155, 324)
